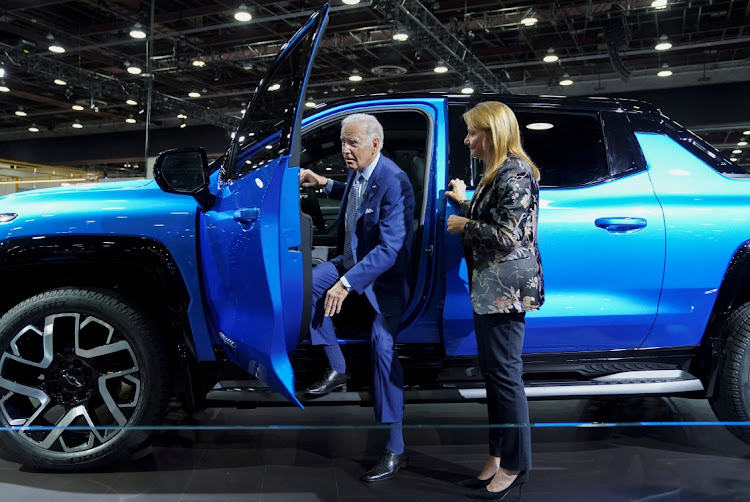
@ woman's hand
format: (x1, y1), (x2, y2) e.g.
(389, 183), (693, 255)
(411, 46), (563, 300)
(447, 215), (470, 235)
(446, 178), (467, 203)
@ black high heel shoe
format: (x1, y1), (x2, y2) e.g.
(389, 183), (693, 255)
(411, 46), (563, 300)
(466, 471), (528, 500)
(457, 477), (492, 489)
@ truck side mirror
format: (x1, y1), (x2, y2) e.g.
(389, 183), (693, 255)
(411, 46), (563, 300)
(154, 147), (215, 209)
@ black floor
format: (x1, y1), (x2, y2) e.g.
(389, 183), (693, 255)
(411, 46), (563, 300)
(1, 397), (749, 501)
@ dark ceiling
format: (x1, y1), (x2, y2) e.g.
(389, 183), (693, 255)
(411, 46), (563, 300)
(0, 0), (748, 175)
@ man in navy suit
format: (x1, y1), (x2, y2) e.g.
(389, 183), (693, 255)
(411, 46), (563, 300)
(300, 113), (415, 482)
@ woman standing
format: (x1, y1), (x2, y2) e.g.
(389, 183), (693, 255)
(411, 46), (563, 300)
(446, 101), (544, 500)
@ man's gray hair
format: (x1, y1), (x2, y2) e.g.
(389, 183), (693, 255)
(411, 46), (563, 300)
(342, 113), (384, 149)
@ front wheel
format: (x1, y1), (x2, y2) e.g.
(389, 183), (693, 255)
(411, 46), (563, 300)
(0, 289), (171, 470)
(709, 301), (750, 445)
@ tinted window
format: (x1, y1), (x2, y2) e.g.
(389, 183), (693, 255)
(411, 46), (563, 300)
(448, 104), (609, 189)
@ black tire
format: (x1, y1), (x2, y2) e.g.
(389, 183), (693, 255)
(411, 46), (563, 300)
(709, 301), (750, 445)
(0, 289), (171, 471)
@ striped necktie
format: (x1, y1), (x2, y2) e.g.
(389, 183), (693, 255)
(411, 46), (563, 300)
(342, 174), (361, 269)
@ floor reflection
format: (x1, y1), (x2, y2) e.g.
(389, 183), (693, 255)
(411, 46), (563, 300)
(0, 397), (748, 501)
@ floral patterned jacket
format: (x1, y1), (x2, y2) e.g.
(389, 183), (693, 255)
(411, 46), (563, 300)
(459, 155), (545, 315)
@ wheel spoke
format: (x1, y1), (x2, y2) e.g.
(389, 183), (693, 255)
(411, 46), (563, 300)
(98, 368), (140, 425)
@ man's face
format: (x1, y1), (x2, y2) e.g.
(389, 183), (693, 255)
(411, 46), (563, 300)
(341, 122), (379, 172)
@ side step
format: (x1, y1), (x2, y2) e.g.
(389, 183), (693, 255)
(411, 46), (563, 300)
(205, 370), (704, 406)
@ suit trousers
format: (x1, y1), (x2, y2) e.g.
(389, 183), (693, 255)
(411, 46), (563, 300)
(473, 311), (531, 471)
(310, 260), (405, 424)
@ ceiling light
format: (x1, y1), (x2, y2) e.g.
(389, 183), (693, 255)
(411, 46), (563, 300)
(241, 108), (246, 115)
(393, 29), (408, 42)
(559, 73), (573, 86)
(543, 48), (558, 63)
(520, 17), (538, 26)
(126, 99), (137, 106)
(28, 124), (40, 133)
(342, 0), (361, 4)
(126, 115), (137, 124)
(72, 120), (83, 129)
(47, 33), (65, 53)
(177, 113), (188, 119)
(732, 149), (742, 154)
(265, 144), (273, 150)
(651, 0), (667, 8)
(234, 4), (252, 22)
(15, 108), (27, 117)
(743, 130), (750, 135)
(434, 63), (449, 73)
(655, 35), (672, 51)
(526, 122), (554, 130)
(738, 141), (748, 146)
(349, 70), (363, 82)
(72, 104), (84, 111)
(129, 22), (147, 39)
(305, 100), (316, 108)
(54, 78), (67, 86)
(657, 64), (672, 77)
(188, 91), (201, 98)
(180, 118), (187, 128)
(0, 68), (4, 78)
(268, 83), (281, 91)
(730, 157), (738, 162)
(461, 85), (474, 94)
(192, 59), (206, 67)
(0, 84), (9, 93)
(127, 65), (142, 75)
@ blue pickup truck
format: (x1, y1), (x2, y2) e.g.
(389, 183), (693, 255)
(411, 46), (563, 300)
(0, 5), (748, 470)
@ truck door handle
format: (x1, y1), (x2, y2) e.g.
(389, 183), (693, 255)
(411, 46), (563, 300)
(594, 217), (647, 233)
(233, 207), (260, 224)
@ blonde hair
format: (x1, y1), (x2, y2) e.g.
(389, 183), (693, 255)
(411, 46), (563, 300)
(462, 101), (540, 184)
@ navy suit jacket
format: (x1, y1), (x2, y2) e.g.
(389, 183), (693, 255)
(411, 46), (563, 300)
(329, 155), (415, 317)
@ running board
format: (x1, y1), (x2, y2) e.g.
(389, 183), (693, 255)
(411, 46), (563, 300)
(205, 370), (704, 405)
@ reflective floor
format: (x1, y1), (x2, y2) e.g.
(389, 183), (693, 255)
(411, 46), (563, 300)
(1, 397), (749, 501)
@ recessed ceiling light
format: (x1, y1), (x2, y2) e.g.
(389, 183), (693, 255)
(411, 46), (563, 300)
(526, 122), (554, 130)
(268, 83), (281, 91)
(129, 22), (147, 39)
(72, 105), (84, 111)
(188, 91), (201, 98)
(54, 79), (67, 86)
(234, 4), (252, 22)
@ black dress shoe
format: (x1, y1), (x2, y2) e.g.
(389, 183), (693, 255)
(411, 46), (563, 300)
(361, 449), (408, 482)
(457, 476), (492, 489)
(466, 471), (528, 500)
(303, 368), (347, 395)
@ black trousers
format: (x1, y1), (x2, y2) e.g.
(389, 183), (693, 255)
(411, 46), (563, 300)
(473, 311), (531, 471)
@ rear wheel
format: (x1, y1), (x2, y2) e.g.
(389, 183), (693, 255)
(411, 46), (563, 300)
(0, 289), (171, 470)
(709, 301), (750, 445)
